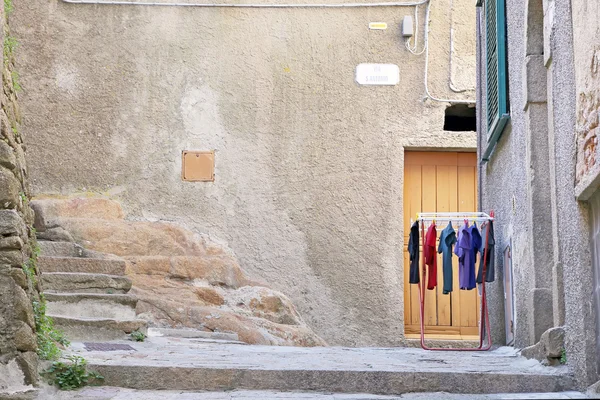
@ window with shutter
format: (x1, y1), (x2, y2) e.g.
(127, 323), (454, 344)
(481, 0), (510, 162)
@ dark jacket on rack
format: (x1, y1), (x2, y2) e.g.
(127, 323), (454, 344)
(408, 221), (420, 284)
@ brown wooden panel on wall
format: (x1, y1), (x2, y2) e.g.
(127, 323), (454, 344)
(403, 151), (478, 338)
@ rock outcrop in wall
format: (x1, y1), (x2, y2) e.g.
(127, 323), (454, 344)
(0, 2), (40, 396)
(32, 197), (326, 347)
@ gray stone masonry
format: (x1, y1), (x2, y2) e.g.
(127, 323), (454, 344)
(37, 241), (148, 341)
(521, 326), (565, 365)
(0, 0), (40, 396)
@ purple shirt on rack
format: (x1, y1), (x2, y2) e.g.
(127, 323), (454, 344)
(457, 223), (481, 290)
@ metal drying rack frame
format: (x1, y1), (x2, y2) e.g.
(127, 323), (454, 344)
(415, 211), (495, 351)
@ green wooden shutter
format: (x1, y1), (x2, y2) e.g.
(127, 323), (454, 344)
(482, 0), (510, 162)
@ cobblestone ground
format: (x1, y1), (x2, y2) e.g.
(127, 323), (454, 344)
(37, 386), (591, 400)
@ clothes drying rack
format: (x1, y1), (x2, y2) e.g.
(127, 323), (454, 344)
(415, 211), (495, 351)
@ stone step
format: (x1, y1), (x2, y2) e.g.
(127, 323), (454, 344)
(50, 316), (147, 341)
(38, 256), (126, 275)
(148, 327), (240, 342)
(41, 272), (132, 294)
(45, 293), (137, 320)
(38, 241), (84, 258)
(72, 338), (576, 395)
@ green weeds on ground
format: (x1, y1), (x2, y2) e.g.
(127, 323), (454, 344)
(130, 330), (146, 342)
(43, 356), (104, 390)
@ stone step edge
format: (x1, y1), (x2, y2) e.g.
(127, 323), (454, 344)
(40, 272), (128, 278)
(48, 315), (146, 324)
(44, 293), (138, 307)
(38, 256), (126, 275)
(85, 364), (575, 394)
(147, 327), (239, 342)
(49, 315), (148, 335)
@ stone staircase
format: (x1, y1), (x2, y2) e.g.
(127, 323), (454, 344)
(37, 241), (147, 341)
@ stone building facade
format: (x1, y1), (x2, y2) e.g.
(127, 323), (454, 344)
(0, 1), (40, 395)
(477, 0), (600, 389)
(13, 0), (477, 346)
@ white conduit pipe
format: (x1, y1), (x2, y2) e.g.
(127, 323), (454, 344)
(61, 0), (429, 8)
(62, 0), (475, 104)
(422, 0), (475, 104)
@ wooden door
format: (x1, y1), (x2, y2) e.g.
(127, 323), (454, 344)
(403, 151), (479, 339)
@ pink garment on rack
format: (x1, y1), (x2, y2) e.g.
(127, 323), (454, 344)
(424, 223), (437, 290)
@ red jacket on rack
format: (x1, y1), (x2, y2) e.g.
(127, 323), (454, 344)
(424, 224), (437, 290)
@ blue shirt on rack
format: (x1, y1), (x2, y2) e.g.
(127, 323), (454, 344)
(457, 222), (481, 290)
(438, 222), (457, 294)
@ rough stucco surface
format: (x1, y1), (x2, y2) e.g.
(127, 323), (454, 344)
(478, 0), (598, 389)
(13, 0), (476, 346)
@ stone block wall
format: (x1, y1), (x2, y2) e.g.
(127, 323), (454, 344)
(0, 1), (40, 392)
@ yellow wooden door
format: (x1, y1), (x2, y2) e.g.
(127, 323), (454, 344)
(403, 151), (479, 339)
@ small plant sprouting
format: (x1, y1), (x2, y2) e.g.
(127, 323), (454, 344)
(19, 191), (26, 204)
(33, 295), (70, 360)
(4, 0), (13, 15)
(22, 260), (36, 287)
(11, 70), (21, 92)
(560, 348), (567, 365)
(43, 355), (104, 390)
(130, 330), (146, 342)
(3, 35), (17, 60)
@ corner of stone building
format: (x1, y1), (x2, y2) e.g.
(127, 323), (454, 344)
(0, 1), (41, 396)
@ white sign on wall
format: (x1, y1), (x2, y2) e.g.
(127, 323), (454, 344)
(355, 63), (399, 86)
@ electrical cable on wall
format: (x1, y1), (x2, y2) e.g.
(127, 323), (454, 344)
(62, 0), (475, 104)
(420, 0), (476, 104)
(61, 0), (430, 8)
(405, 3), (425, 55)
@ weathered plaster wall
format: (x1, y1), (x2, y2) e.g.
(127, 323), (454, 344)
(0, 2), (40, 394)
(14, 0), (475, 346)
(478, 0), (598, 389)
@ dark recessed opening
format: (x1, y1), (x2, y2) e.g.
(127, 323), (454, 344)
(444, 104), (476, 132)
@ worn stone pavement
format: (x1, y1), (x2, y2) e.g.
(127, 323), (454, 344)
(36, 386), (591, 399)
(65, 336), (567, 375)
(38, 336), (578, 396)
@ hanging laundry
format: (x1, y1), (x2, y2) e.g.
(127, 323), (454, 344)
(424, 223), (438, 290)
(438, 222), (457, 294)
(457, 222), (481, 290)
(454, 221), (466, 283)
(408, 221), (420, 284)
(477, 220), (496, 283)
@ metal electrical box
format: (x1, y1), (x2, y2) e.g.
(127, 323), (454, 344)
(182, 150), (215, 182)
